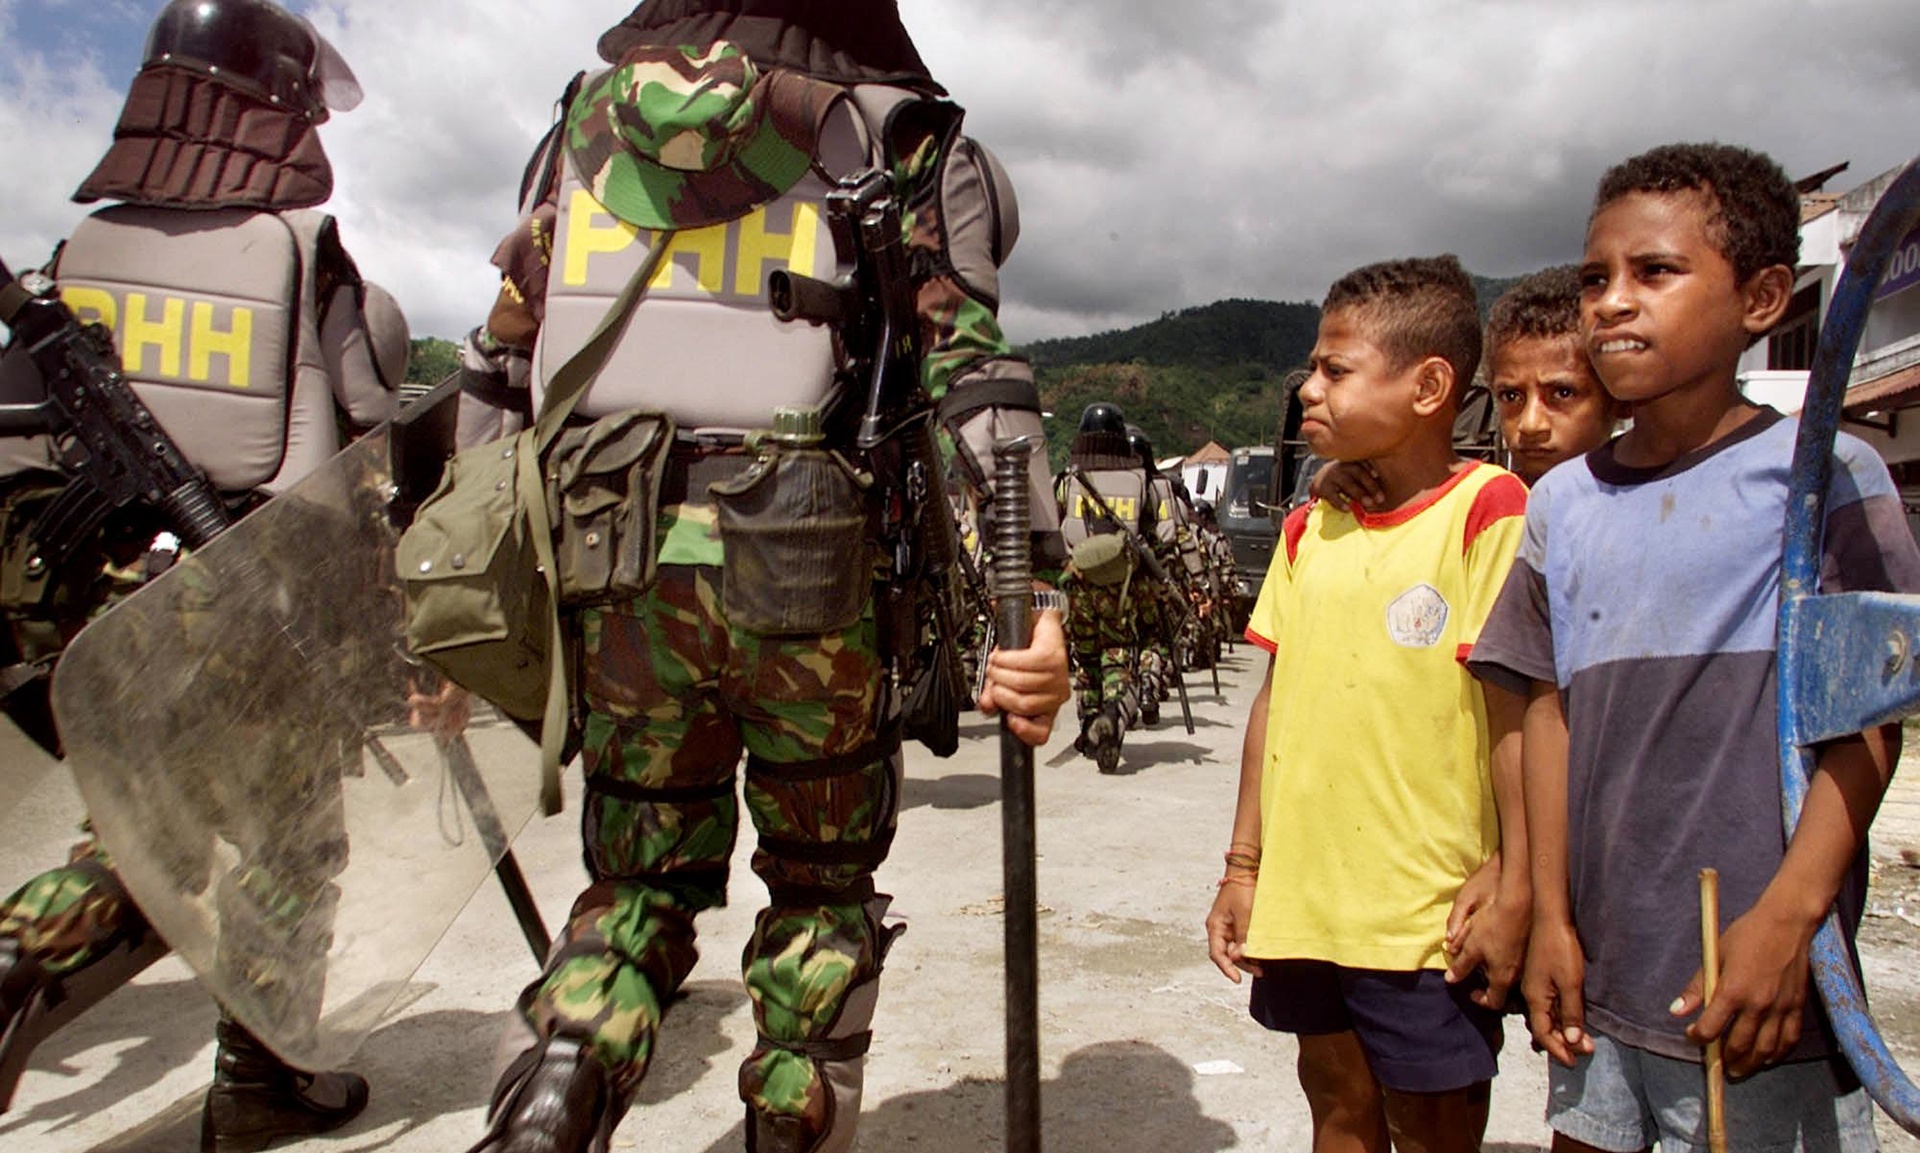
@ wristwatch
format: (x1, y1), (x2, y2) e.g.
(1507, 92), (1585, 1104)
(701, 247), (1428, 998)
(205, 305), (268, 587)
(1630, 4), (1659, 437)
(1031, 590), (1069, 617)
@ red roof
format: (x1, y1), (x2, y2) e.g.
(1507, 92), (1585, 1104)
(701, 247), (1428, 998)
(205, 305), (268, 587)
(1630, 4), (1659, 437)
(1844, 361), (1920, 415)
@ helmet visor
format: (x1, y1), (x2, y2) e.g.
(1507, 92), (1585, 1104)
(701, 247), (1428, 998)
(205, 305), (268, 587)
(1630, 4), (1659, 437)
(143, 0), (360, 117)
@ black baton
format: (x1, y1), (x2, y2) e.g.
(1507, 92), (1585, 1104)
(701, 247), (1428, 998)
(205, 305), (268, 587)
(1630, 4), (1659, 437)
(441, 733), (552, 963)
(992, 436), (1042, 1153)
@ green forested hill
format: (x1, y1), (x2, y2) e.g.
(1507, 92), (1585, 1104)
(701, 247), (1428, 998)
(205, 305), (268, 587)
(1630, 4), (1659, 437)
(1024, 274), (1524, 465)
(406, 336), (459, 386)
(403, 273), (1526, 463)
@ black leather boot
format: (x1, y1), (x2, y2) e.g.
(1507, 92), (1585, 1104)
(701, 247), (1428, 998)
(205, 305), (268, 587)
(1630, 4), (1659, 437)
(467, 1034), (620, 1153)
(200, 1016), (368, 1153)
(0, 937), (39, 1112)
(2, 925), (168, 1113)
(1091, 705), (1123, 774)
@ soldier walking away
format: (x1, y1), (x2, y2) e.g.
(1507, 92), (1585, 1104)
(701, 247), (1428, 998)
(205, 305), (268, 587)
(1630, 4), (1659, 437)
(1057, 403), (1162, 772)
(0, 3), (406, 1149)
(1129, 424), (1186, 722)
(449, 2), (1070, 1150)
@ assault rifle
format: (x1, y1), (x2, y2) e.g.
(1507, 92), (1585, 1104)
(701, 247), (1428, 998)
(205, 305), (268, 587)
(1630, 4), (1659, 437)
(0, 264), (552, 965)
(0, 256), (233, 564)
(770, 169), (971, 755)
(1063, 468), (1195, 734)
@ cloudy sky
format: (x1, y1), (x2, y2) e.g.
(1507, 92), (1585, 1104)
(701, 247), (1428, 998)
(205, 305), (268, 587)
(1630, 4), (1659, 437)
(4, 0), (1919, 345)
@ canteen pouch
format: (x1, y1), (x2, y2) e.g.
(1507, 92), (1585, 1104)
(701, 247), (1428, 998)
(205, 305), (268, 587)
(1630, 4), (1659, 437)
(545, 410), (673, 607)
(394, 434), (552, 723)
(1069, 533), (1135, 588)
(710, 444), (873, 636)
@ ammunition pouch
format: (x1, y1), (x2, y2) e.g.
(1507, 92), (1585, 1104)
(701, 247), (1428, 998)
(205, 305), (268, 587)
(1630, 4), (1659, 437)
(711, 444), (874, 637)
(545, 411), (673, 608)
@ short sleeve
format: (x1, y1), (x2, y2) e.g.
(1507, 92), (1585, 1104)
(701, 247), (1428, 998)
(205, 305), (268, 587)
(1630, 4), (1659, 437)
(1467, 483), (1558, 695)
(1821, 435), (1920, 596)
(1455, 471), (1528, 661)
(1244, 504), (1310, 653)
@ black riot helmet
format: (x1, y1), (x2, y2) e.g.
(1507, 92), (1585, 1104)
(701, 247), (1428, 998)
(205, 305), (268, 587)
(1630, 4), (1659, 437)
(1126, 424), (1155, 465)
(1078, 403), (1126, 437)
(142, 0), (362, 121)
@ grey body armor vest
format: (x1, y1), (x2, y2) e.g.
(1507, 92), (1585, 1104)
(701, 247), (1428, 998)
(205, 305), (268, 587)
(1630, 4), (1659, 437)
(1150, 476), (1178, 545)
(49, 206), (360, 495)
(1058, 469), (1149, 550)
(533, 84), (915, 435)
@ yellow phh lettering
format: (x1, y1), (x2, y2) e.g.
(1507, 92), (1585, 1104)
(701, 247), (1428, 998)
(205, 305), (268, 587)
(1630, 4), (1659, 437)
(654, 226), (728, 294)
(61, 286), (117, 331)
(1074, 495), (1137, 522)
(735, 201), (820, 294)
(189, 302), (253, 388)
(122, 293), (184, 379)
(563, 190), (639, 287)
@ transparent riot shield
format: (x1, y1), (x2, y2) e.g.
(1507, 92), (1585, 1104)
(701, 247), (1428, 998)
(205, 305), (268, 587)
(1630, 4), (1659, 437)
(48, 429), (542, 1069)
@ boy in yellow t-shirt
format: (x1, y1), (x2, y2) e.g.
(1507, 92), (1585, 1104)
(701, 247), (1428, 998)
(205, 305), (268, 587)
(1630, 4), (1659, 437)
(1205, 255), (1530, 1152)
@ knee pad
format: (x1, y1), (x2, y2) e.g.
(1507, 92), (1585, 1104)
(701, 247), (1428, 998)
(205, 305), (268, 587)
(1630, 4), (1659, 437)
(744, 723), (902, 902)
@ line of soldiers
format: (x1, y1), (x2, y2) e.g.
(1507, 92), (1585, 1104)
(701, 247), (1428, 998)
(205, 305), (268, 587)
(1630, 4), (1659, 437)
(1051, 403), (1238, 773)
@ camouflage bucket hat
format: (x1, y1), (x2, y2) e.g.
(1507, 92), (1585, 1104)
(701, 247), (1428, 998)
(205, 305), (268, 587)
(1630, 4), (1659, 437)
(565, 40), (837, 230)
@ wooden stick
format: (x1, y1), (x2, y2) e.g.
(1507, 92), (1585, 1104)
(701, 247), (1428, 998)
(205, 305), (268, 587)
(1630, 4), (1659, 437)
(1701, 867), (1727, 1153)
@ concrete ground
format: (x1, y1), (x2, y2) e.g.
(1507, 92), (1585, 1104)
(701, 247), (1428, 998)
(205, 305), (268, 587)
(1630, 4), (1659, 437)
(5, 643), (1920, 1152)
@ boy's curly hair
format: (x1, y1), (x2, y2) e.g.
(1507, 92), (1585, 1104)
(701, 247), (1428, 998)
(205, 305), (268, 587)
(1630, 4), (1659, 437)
(1593, 143), (1801, 283)
(1485, 264), (1583, 352)
(1323, 254), (1482, 392)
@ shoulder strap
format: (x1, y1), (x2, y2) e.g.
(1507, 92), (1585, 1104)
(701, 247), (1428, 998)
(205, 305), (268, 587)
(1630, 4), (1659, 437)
(530, 232), (675, 453)
(523, 231), (673, 811)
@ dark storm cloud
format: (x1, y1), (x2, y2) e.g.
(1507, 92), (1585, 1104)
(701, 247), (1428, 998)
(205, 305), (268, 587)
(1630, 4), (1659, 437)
(8, 0), (1920, 346)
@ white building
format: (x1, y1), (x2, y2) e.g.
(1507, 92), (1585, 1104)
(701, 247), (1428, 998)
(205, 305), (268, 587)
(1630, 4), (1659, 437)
(1739, 162), (1920, 533)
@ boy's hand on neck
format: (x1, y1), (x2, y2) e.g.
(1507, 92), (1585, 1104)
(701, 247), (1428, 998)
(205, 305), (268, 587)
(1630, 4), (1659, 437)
(1358, 447), (1475, 514)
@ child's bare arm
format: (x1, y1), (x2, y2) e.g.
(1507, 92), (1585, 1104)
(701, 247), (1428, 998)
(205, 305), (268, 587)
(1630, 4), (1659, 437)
(1308, 460), (1384, 512)
(1675, 723), (1899, 1076)
(1521, 680), (1593, 1065)
(1445, 681), (1530, 1009)
(1206, 653), (1273, 984)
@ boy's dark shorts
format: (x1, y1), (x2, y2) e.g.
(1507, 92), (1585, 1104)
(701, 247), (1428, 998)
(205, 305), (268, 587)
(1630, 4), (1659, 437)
(1249, 960), (1504, 1094)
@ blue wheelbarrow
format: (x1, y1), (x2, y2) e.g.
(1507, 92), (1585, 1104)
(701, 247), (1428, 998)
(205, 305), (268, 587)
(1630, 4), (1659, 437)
(1780, 153), (1920, 1133)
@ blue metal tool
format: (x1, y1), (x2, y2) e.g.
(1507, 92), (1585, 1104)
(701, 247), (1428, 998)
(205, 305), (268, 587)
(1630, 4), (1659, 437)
(1778, 155), (1920, 1133)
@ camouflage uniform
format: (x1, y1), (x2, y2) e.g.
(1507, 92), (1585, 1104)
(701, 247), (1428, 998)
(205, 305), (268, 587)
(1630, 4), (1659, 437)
(460, 11), (1059, 1153)
(1056, 414), (1159, 767)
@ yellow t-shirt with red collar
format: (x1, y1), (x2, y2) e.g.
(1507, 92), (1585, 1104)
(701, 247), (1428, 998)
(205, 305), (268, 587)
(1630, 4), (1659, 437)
(1242, 461), (1527, 971)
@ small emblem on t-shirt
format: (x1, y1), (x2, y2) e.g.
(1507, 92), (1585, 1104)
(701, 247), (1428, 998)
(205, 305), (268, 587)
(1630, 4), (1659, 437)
(1385, 584), (1449, 648)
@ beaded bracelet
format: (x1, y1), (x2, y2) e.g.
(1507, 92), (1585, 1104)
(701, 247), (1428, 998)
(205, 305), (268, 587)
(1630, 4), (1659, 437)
(1216, 874), (1258, 889)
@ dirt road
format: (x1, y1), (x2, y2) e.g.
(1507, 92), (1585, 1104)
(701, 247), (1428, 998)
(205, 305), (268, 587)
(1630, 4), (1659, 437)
(4, 643), (1920, 1151)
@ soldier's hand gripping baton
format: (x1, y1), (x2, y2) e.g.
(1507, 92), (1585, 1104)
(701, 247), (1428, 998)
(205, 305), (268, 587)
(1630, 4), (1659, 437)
(993, 436), (1043, 1153)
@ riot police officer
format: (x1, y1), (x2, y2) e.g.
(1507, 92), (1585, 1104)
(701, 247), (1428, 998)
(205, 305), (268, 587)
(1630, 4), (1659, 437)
(0, 3), (404, 1148)
(450, 3), (1070, 1150)
(1056, 403), (1164, 771)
